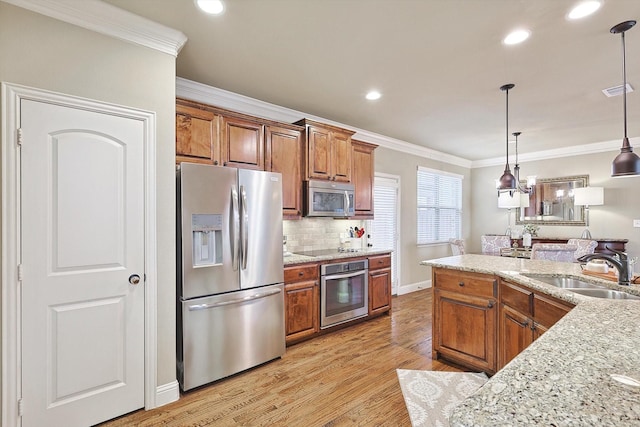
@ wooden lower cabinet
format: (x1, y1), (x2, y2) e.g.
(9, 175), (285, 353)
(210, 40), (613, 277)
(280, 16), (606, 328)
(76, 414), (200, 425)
(433, 269), (498, 374)
(284, 264), (319, 345)
(368, 254), (392, 316)
(498, 279), (574, 369)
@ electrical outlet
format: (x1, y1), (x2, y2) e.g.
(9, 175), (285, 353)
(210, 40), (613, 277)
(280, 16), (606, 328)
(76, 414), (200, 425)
(634, 219), (640, 228)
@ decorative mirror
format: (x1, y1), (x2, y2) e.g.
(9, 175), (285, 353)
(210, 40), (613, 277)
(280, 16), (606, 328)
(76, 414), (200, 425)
(515, 175), (589, 226)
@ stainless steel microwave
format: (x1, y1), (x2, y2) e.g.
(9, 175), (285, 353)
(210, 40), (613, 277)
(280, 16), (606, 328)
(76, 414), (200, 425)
(304, 180), (355, 217)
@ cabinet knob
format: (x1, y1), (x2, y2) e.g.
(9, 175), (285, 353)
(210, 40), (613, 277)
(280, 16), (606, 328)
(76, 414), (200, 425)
(458, 281), (465, 287)
(519, 319), (529, 328)
(298, 271), (304, 277)
(487, 300), (495, 308)
(214, 160), (219, 165)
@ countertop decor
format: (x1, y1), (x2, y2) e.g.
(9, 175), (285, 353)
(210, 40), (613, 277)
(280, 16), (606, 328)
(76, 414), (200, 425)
(421, 254), (640, 426)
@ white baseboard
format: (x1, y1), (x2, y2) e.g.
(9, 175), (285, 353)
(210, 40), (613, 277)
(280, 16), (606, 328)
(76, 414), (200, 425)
(154, 380), (180, 408)
(397, 280), (432, 295)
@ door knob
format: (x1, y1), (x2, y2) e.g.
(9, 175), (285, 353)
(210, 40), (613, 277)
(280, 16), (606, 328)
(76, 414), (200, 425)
(129, 274), (141, 285)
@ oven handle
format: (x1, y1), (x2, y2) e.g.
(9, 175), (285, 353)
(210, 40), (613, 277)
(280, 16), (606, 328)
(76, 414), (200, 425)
(324, 270), (367, 281)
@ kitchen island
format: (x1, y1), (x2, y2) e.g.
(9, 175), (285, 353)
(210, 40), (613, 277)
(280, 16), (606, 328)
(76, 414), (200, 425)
(421, 254), (640, 426)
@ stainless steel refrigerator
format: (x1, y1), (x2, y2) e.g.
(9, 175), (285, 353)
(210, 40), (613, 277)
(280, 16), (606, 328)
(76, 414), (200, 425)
(177, 162), (285, 391)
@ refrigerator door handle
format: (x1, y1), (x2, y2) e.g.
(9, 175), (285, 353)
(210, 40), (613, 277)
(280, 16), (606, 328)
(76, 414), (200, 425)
(187, 288), (282, 311)
(240, 185), (248, 270)
(231, 185), (240, 271)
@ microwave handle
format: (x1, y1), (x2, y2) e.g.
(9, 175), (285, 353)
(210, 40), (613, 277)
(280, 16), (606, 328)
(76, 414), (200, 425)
(344, 190), (350, 217)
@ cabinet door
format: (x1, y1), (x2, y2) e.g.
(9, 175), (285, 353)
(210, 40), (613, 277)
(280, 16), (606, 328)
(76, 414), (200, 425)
(352, 140), (376, 218)
(266, 126), (303, 218)
(221, 116), (264, 170)
(498, 304), (533, 369)
(284, 280), (318, 344)
(533, 293), (573, 333)
(307, 125), (332, 180)
(331, 130), (352, 182)
(434, 289), (497, 374)
(176, 104), (219, 165)
(368, 267), (391, 316)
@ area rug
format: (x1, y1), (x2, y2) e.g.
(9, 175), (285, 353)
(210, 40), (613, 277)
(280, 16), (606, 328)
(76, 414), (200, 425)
(396, 369), (488, 427)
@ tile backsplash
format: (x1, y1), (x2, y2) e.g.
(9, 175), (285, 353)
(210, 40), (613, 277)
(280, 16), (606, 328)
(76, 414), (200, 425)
(283, 218), (367, 253)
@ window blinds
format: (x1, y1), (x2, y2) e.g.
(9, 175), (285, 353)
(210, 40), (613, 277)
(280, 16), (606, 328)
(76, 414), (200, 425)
(417, 167), (462, 245)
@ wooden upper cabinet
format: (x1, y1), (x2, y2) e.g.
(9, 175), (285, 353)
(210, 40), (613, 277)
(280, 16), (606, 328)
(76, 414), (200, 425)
(175, 103), (220, 165)
(331, 130), (352, 182)
(307, 125), (332, 180)
(221, 116), (264, 170)
(265, 125), (304, 219)
(351, 140), (377, 219)
(295, 119), (355, 182)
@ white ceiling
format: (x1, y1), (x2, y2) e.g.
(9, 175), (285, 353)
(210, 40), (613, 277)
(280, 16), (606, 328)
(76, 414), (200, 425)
(105, 0), (640, 162)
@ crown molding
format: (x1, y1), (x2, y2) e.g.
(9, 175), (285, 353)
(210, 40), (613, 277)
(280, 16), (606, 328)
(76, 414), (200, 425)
(471, 138), (634, 169)
(2, 0), (187, 57)
(176, 78), (473, 168)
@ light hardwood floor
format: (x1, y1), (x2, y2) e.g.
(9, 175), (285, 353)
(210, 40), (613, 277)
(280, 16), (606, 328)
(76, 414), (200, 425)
(99, 289), (461, 427)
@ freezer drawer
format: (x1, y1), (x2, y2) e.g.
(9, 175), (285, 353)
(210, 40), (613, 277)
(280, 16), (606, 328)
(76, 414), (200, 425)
(178, 284), (285, 391)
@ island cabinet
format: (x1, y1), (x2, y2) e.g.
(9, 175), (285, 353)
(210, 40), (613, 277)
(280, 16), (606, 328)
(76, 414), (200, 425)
(176, 102), (220, 165)
(294, 119), (355, 183)
(284, 263), (319, 345)
(351, 140), (377, 219)
(368, 254), (392, 316)
(432, 268), (498, 374)
(498, 279), (574, 369)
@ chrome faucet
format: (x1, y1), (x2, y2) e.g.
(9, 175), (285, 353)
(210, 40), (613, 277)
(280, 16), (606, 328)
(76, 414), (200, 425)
(578, 247), (631, 286)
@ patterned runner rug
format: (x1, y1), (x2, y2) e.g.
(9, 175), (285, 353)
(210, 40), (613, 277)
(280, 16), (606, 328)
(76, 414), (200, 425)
(396, 369), (488, 427)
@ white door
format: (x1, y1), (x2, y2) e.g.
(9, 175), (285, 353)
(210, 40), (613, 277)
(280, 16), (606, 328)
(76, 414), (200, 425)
(20, 99), (145, 427)
(368, 174), (401, 295)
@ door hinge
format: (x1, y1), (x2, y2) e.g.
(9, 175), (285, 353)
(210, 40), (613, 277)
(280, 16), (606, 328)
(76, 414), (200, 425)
(17, 264), (23, 282)
(17, 128), (23, 146)
(18, 398), (24, 417)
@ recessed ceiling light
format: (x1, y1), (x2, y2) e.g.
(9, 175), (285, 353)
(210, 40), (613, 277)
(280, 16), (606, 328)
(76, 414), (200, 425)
(195, 0), (224, 15)
(503, 29), (530, 45)
(365, 90), (381, 101)
(567, 1), (601, 20)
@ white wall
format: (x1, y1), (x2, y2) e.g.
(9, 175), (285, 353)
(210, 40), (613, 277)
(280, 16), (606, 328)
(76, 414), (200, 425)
(0, 2), (177, 387)
(471, 151), (640, 273)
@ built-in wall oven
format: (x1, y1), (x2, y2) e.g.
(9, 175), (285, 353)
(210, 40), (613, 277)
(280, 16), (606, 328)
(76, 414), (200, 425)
(320, 259), (368, 328)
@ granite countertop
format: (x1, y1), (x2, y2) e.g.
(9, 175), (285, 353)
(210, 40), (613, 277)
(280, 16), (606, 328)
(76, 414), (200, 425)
(283, 248), (392, 266)
(421, 254), (640, 426)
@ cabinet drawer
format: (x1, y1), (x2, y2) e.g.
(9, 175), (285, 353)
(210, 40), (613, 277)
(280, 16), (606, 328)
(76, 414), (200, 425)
(284, 264), (318, 284)
(534, 293), (574, 329)
(500, 281), (533, 316)
(369, 254), (391, 270)
(434, 269), (496, 299)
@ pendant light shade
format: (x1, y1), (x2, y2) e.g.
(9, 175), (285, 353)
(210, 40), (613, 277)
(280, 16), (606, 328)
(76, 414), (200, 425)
(610, 20), (640, 177)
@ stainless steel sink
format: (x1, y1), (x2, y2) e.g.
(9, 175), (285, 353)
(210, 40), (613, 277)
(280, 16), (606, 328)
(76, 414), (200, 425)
(569, 288), (640, 300)
(521, 274), (605, 289)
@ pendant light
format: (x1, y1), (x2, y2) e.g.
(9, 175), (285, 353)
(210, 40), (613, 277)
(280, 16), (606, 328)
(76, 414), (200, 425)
(497, 84), (517, 194)
(610, 20), (640, 177)
(512, 132), (536, 193)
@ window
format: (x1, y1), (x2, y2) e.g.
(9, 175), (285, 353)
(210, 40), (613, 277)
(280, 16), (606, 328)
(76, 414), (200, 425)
(417, 166), (463, 245)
